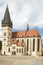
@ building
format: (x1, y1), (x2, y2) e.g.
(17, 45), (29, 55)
(1, 6), (42, 56)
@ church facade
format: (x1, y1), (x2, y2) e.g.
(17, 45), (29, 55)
(1, 6), (42, 56)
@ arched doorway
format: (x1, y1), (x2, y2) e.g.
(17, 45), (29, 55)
(4, 51), (5, 55)
(12, 51), (16, 55)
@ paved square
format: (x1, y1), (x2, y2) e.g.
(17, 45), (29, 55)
(0, 56), (43, 65)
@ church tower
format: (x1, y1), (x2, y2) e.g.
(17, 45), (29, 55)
(2, 6), (12, 55)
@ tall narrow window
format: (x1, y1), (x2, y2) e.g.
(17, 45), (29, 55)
(27, 39), (29, 51)
(17, 49), (18, 53)
(22, 39), (24, 43)
(33, 39), (35, 51)
(37, 39), (40, 51)
(4, 32), (6, 36)
(19, 49), (21, 53)
(22, 48), (23, 53)
(17, 39), (19, 42)
(8, 48), (10, 52)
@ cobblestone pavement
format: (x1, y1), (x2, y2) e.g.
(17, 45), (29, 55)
(0, 55), (43, 65)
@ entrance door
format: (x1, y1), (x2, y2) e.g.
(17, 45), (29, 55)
(4, 51), (5, 55)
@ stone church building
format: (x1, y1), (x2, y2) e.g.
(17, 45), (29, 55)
(1, 6), (42, 56)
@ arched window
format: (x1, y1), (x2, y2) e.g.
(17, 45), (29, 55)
(22, 39), (24, 43)
(27, 39), (29, 51)
(8, 48), (10, 52)
(17, 49), (18, 52)
(22, 48), (23, 53)
(4, 32), (6, 36)
(37, 39), (40, 51)
(17, 39), (19, 42)
(4, 39), (6, 41)
(33, 39), (35, 51)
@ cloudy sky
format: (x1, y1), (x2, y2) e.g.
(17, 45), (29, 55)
(0, 0), (43, 40)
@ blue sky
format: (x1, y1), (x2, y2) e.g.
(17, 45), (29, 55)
(0, 0), (43, 40)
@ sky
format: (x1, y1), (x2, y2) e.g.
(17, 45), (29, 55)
(0, 0), (43, 40)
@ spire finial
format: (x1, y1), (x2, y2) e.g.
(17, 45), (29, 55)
(7, 5), (8, 9)
(27, 24), (29, 30)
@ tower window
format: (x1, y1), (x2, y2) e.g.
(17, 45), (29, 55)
(8, 48), (10, 52)
(4, 32), (6, 36)
(4, 43), (5, 45)
(33, 39), (35, 51)
(9, 32), (11, 36)
(4, 39), (6, 41)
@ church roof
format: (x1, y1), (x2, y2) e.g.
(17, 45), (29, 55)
(12, 30), (41, 38)
(2, 5), (12, 28)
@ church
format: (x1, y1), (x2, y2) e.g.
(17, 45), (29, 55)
(1, 6), (42, 56)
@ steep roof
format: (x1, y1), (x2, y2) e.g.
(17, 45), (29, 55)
(12, 30), (41, 38)
(2, 5), (12, 28)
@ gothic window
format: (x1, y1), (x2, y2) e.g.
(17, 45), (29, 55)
(19, 49), (21, 53)
(17, 39), (19, 42)
(22, 39), (24, 43)
(4, 32), (6, 36)
(37, 39), (40, 51)
(8, 48), (10, 52)
(33, 39), (35, 51)
(27, 39), (29, 51)
(22, 48), (23, 53)
(17, 49), (18, 52)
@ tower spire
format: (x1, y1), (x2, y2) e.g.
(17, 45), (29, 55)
(4, 5), (11, 22)
(2, 5), (12, 28)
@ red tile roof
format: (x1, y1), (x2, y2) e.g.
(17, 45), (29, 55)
(26, 30), (39, 37)
(12, 30), (40, 38)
